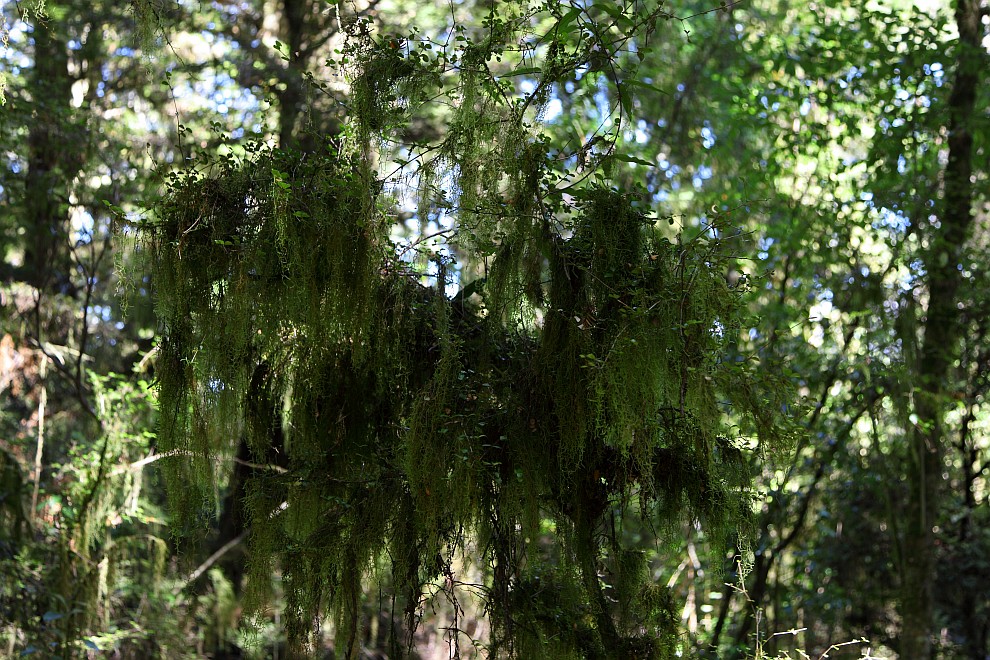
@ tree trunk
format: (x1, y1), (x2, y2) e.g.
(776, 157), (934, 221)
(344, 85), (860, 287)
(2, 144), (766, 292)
(278, 0), (309, 149)
(24, 10), (78, 293)
(898, 0), (983, 655)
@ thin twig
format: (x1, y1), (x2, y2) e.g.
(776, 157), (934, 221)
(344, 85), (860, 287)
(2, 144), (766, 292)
(111, 449), (289, 476)
(175, 530), (249, 594)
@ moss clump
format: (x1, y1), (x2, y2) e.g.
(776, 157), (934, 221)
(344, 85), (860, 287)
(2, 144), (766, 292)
(145, 54), (792, 659)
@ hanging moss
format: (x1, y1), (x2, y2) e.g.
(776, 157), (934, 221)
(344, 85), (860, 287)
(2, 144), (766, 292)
(142, 16), (796, 655)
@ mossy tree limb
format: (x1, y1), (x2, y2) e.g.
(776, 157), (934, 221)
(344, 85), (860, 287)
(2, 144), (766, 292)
(142, 5), (795, 654)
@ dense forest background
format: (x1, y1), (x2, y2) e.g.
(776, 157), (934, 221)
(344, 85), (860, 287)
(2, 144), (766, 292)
(0, 0), (988, 657)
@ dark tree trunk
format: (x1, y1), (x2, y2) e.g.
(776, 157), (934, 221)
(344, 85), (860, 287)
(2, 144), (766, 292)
(898, 0), (983, 656)
(24, 12), (79, 293)
(278, 0), (309, 149)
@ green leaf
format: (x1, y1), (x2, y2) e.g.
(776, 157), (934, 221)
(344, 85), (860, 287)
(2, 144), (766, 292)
(614, 154), (655, 167)
(624, 78), (669, 97)
(503, 67), (543, 77)
(557, 7), (583, 33)
(617, 84), (632, 112)
(594, 2), (626, 21)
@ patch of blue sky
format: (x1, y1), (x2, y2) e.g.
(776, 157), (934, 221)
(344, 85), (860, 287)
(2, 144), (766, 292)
(595, 76), (612, 125)
(72, 208), (96, 245)
(759, 95), (781, 112)
(692, 164), (713, 190)
(424, 247), (461, 296)
(873, 206), (911, 233)
(877, 116), (905, 131)
(924, 61), (945, 86)
(902, 260), (925, 290)
(4, 23), (31, 68)
(701, 124), (715, 149)
(516, 79), (563, 121)
(634, 119), (650, 144)
(91, 304), (114, 323)
(757, 236), (775, 261)
(189, 72), (258, 117)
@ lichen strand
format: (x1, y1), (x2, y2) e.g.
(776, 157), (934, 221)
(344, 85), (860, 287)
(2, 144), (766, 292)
(147, 132), (787, 656)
